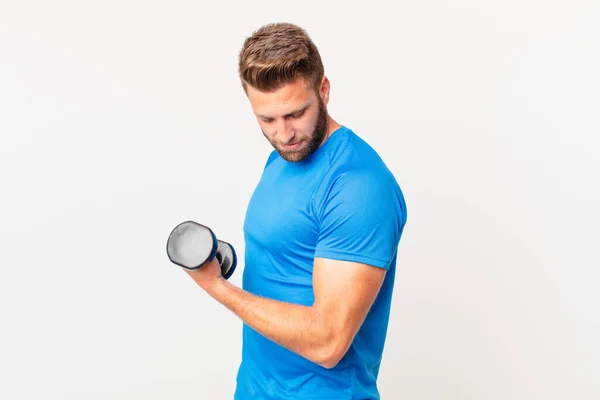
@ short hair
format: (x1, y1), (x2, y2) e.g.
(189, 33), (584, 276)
(238, 22), (324, 93)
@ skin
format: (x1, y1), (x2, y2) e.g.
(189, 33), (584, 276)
(184, 75), (386, 369)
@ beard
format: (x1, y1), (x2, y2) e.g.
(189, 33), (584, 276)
(263, 98), (328, 163)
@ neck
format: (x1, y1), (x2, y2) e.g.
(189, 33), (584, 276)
(320, 116), (341, 146)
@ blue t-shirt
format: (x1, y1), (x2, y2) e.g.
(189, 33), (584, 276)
(235, 125), (407, 399)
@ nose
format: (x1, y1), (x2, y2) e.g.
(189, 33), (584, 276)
(276, 120), (295, 144)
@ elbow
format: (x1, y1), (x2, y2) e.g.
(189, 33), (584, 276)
(318, 355), (343, 370)
(313, 338), (350, 369)
(307, 309), (354, 369)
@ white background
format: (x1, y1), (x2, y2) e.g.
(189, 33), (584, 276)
(1, 1), (599, 399)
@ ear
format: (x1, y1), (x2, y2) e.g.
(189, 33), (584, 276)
(319, 76), (331, 105)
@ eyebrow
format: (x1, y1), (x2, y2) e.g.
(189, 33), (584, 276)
(256, 104), (310, 120)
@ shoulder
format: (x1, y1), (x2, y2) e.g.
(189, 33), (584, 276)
(313, 127), (407, 220)
(320, 127), (401, 193)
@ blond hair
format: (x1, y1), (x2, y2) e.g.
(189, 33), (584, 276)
(238, 22), (324, 93)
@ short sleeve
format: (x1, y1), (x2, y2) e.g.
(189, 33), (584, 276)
(313, 170), (406, 270)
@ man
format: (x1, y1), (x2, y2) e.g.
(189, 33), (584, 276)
(185, 22), (407, 399)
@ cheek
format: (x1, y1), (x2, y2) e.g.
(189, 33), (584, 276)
(296, 114), (318, 135)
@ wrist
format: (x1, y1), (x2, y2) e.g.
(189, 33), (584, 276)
(204, 276), (229, 300)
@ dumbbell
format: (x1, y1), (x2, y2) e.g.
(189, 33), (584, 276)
(166, 220), (237, 280)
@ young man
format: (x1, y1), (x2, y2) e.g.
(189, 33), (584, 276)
(185, 22), (408, 399)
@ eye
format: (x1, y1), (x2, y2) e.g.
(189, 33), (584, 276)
(287, 110), (305, 119)
(261, 117), (274, 124)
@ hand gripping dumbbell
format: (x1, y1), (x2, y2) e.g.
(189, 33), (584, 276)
(166, 220), (237, 280)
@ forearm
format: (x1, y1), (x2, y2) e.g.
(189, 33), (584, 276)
(202, 278), (337, 367)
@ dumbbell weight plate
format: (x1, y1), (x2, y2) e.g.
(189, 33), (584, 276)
(166, 220), (218, 271)
(217, 240), (237, 280)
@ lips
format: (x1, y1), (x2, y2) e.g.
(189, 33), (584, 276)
(282, 140), (303, 149)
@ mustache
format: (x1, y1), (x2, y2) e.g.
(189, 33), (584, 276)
(281, 138), (302, 146)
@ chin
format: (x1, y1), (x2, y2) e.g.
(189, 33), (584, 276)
(277, 146), (309, 163)
(279, 151), (305, 163)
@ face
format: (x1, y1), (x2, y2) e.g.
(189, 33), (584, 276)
(246, 77), (329, 163)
